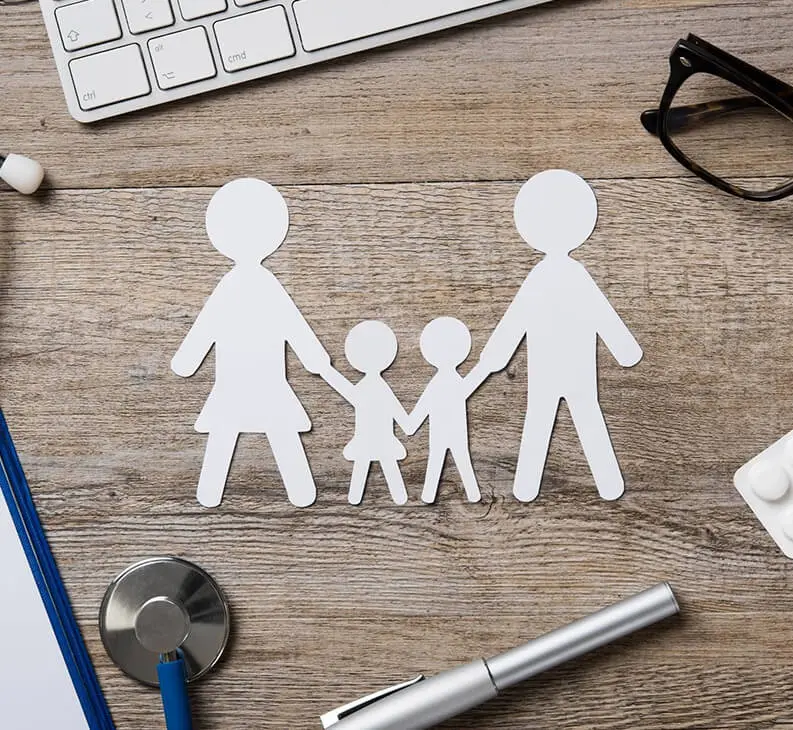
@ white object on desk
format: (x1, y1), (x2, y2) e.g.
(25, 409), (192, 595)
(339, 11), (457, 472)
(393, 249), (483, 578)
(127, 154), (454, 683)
(406, 317), (484, 505)
(476, 170), (643, 502)
(734, 430), (793, 558)
(170, 173), (643, 509)
(323, 321), (411, 506)
(37, 0), (556, 122)
(0, 153), (45, 195)
(172, 179), (331, 509)
(0, 493), (90, 730)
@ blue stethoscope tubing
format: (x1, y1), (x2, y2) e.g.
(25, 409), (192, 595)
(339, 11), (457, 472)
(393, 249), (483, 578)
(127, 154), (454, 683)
(158, 655), (194, 730)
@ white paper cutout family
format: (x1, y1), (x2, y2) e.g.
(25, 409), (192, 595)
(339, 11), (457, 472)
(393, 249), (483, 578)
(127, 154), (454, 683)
(172, 170), (642, 509)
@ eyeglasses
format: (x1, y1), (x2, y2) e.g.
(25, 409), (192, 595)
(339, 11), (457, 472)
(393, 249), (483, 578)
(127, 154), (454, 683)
(641, 34), (793, 202)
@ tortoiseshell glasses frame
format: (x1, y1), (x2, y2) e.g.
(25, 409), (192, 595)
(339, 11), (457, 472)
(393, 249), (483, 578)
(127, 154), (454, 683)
(641, 34), (793, 202)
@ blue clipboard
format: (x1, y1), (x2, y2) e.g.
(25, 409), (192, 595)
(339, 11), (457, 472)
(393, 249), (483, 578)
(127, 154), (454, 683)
(0, 408), (115, 730)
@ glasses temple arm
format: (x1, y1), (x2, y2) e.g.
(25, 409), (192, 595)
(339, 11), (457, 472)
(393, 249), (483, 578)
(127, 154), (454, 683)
(641, 94), (770, 136)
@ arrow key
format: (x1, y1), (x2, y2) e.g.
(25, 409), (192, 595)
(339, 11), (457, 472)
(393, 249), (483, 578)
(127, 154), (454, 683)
(121, 0), (174, 34)
(56, 0), (121, 51)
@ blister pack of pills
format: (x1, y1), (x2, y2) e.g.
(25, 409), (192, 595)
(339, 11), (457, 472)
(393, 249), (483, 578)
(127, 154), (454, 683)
(734, 429), (793, 558)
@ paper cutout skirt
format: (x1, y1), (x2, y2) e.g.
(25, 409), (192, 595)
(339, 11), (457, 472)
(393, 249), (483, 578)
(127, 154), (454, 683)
(343, 435), (407, 462)
(195, 382), (311, 433)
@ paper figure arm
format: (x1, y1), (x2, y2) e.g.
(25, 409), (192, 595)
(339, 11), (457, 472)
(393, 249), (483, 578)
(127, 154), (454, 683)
(462, 362), (490, 399)
(586, 272), (643, 367)
(405, 390), (431, 436)
(387, 390), (412, 436)
(171, 294), (219, 377)
(276, 281), (332, 376)
(323, 368), (357, 404)
(478, 282), (530, 373)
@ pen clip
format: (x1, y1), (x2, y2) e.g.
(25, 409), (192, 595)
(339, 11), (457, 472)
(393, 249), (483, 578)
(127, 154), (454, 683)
(320, 675), (426, 728)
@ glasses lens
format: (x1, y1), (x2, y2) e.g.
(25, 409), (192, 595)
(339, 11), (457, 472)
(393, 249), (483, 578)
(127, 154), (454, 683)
(665, 70), (793, 195)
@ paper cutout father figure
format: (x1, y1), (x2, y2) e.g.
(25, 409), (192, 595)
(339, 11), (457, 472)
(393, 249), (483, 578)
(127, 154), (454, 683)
(476, 170), (643, 502)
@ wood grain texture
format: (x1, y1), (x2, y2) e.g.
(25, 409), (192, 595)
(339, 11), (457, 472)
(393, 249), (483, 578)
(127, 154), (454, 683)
(2, 1), (793, 729)
(2, 0), (793, 189)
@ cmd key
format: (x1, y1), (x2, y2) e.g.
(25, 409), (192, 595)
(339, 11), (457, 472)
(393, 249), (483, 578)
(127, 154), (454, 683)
(213, 6), (295, 73)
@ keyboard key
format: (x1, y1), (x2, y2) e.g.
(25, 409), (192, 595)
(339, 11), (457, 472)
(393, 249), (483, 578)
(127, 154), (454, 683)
(176, 0), (225, 21)
(294, 0), (502, 51)
(214, 6), (294, 73)
(69, 44), (150, 110)
(148, 27), (216, 89)
(56, 0), (121, 52)
(122, 0), (174, 34)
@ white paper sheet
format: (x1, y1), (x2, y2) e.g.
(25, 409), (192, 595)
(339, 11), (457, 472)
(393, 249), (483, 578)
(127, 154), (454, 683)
(0, 493), (90, 730)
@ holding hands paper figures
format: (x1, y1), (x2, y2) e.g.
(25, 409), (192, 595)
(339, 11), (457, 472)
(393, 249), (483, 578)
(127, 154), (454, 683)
(477, 170), (642, 502)
(173, 171), (642, 508)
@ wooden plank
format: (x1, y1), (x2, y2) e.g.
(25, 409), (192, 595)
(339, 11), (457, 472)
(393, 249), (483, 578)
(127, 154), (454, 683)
(2, 179), (793, 727)
(1, 0), (792, 188)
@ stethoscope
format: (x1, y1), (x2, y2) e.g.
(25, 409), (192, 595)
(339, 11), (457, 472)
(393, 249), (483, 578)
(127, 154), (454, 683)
(99, 557), (231, 730)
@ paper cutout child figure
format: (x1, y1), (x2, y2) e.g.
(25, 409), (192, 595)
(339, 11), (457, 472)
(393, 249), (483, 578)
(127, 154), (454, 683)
(476, 170), (643, 502)
(171, 178), (331, 509)
(324, 320), (411, 506)
(406, 317), (485, 504)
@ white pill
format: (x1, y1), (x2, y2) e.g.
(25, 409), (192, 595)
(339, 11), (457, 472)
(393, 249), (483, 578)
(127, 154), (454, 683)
(784, 437), (793, 467)
(749, 461), (789, 501)
(782, 506), (793, 541)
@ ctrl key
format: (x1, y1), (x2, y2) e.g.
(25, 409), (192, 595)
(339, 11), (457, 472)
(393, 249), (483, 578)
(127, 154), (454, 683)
(70, 44), (151, 111)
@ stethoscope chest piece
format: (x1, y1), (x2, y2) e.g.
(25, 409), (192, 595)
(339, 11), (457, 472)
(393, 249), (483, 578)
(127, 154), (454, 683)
(99, 557), (230, 686)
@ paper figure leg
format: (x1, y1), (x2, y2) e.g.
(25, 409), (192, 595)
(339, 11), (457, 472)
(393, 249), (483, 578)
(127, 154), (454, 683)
(381, 460), (409, 505)
(513, 390), (560, 502)
(566, 391), (624, 501)
(196, 431), (239, 508)
(451, 446), (481, 503)
(348, 460), (371, 505)
(267, 431), (317, 507)
(421, 449), (447, 504)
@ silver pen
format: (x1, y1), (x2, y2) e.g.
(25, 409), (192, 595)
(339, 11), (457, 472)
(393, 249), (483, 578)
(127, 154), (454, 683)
(321, 582), (680, 730)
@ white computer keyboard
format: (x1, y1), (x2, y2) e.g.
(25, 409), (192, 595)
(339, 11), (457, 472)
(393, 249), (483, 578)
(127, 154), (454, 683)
(38, 0), (554, 123)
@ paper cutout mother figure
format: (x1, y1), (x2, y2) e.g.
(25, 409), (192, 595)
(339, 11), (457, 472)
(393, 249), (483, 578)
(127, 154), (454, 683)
(171, 178), (331, 509)
(476, 170), (643, 502)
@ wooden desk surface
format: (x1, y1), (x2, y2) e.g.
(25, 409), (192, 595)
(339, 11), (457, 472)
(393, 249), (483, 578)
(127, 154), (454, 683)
(3, 1), (793, 728)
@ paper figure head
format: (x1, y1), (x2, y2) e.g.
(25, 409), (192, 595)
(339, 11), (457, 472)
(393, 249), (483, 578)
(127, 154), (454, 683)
(205, 178), (290, 264)
(514, 170), (598, 255)
(345, 320), (398, 374)
(420, 317), (471, 369)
